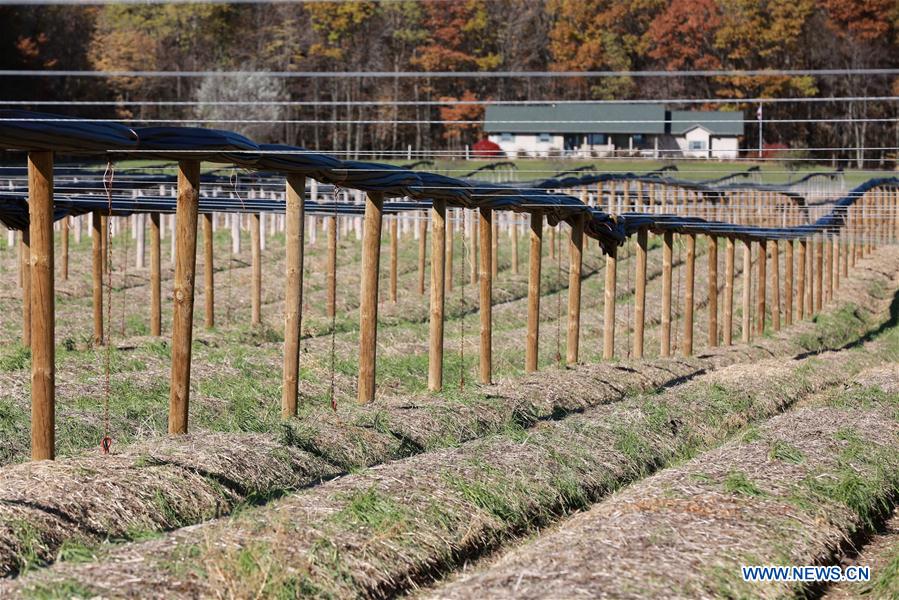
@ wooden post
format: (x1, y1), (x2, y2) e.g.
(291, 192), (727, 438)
(357, 192), (384, 404)
(28, 151), (54, 460)
(61, 216), (69, 281)
(511, 216), (519, 275)
(469, 210), (478, 286)
(756, 239), (767, 336)
(723, 237), (735, 345)
(603, 245), (618, 360)
(566, 213), (584, 365)
(21, 230), (31, 347)
(682, 234), (695, 357)
(742, 239), (752, 343)
(796, 238), (814, 320)
(135, 213), (145, 269)
(418, 212), (427, 295)
(251, 213), (262, 326)
(203, 214), (215, 329)
(633, 227), (647, 358)
(825, 234), (833, 303)
(770, 240), (781, 331)
(168, 160), (201, 435)
(661, 231), (673, 357)
(479, 207), (493, 384)
(784, 239), (793, 327)
(526, 212), (542, 372)
(100, 215), (108, 275)
(445, 210), (454, 292)
(282, 175), (305, 417)
(150, 213), (161, 337)
(92, 212), (103, 345)
(815, 236), (823, 313)
(428, 199), (446, 391)
(390, 217), (398, 302)
(491, 218), (498, 280)
(327, 216), (337, 318)
(707, 234), (718, 347)
(834, 230), (841, 290)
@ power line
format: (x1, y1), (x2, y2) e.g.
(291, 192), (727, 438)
(1, 68), (896, 78)
(1, 96), (896, 107)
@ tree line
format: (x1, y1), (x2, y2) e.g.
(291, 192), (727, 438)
(0, 0), (896, 166)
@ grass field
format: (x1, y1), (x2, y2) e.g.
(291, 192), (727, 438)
(0, 190), (897, 598)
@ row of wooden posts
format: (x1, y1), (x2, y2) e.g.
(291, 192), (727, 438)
(14, 152), (898, 460)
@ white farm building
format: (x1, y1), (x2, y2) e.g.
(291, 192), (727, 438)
(484, 103), (744, 159)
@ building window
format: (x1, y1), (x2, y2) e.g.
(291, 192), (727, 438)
(587, 133), (607, 145)
(538, 133), (552, 143)
(688, 140), (707, 151)
(500, 132), (513, 141)
(632, 134), (644, 144)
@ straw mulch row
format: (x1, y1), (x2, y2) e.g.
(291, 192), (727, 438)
(3, 327), (893, 599)
(428, 377), (899, 600)
(823, 508), (899, 600)
(0, 247), (895, 581)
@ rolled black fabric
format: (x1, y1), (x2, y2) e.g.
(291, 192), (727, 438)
(132, 126), (259, 167)
(0, 110), (138, 153)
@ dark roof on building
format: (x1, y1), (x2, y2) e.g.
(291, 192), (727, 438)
(484, 104), (744, 137)
(484, 103), (667, 135)
(668, 110), (744, 136)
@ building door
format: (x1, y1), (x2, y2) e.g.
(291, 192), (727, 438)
(563, 134), (583, 152)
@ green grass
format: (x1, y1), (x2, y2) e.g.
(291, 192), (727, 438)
(335, 488), (409, 532)
(722, 470), (765, 497)
(768, 439), (805, 464)
(862, 548), (899, 597)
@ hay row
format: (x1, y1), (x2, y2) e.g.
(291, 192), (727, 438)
(823, 508), (899, 599)
(3, 326), (893, 599)
(428, 379), (899, 600)
(0, 247), (895, 581)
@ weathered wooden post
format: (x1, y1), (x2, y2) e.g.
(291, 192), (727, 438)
(467, 210), (477, 286)
(203, 214), (215, 329)
(707, 234), (718, 347)
(251, 213), (262, 326)
(169, 160), (201, 434)
(633, 227), (647, 358)
(150, 213), (161, 337)
(282, 175), (305, 417)
(756, 239), (767, 336)
(526, 212), (543, 372)
(661, 231), (673, 357)
(603, 245), (618, 360)
(723, 237), (735, 345)
(785, 239), (794, 327)
(742, 239), (752, 343)
(445, 210), (454, 292)
(511, 216), (520, 276)
(327, 215), (337, 318)
(798, 238), (807, 320)
(770, 240), (781, 331)
(390, 216), (398, 302)
(91, 212), (103, 345)
(824, 234), (833, 303)
(683, 233), (696, 356)
(358, 192), (385, 404)
(566, 213), (585, 365)
(100, 215), (108, 276)
(491, 218), (498, 280)
(814, 236), (823, 313)
(29, 151), (54, 460)
(428, 199), (446, 391)
(21, 229), (31, 347)
(135, 213), (145, 269)
(61, 216), (69, 281)
(418, 212), (427, 295)
(479, 207), (493, 384)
